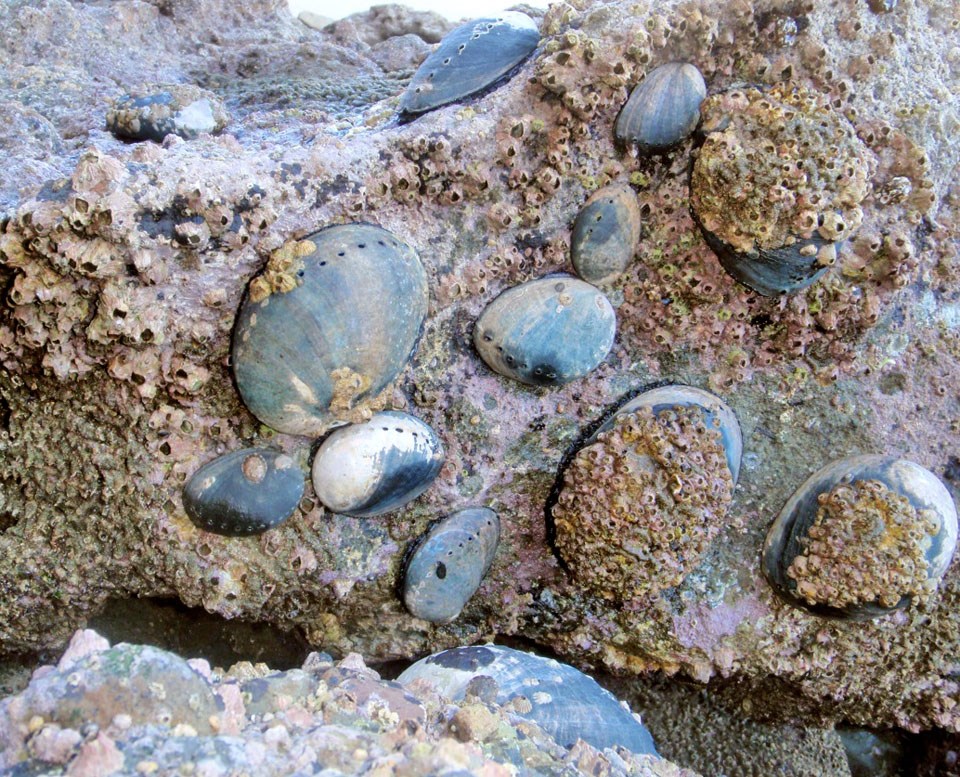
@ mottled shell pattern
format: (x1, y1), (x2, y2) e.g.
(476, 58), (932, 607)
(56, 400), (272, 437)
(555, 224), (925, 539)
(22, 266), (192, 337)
(763, 455), (959, 620)
(571, 184), (642, 285)
(473, 274), (616, 386)
(231, 224), (428, 437)
(403, 507), (500, 623)
(183, 448), (304, 537)
(615, 62), (706, 154)
(311, 411), (444, 518)
(106, 85), (229, 143)
(397, 644), (658, 756)
(399, 12), (540, 119)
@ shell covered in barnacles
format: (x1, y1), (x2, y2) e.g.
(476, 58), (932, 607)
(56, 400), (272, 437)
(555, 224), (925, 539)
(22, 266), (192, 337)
(614, 62), (707, 155)
(398, 12), (540, 120)
(403, 507), (500, 623)
(311, 411), (444, 518)
(570, 184), (642, 286)
(690, 84), (874, 295)
(397, 644), (658, 755)
(231, 224), (428, 437)
(473, 274), (616, 387)
(552, 386), (739, 601)
(106, 84), (229, 143)
(762, 455), (959, 620)
(183, 448), (304, 537)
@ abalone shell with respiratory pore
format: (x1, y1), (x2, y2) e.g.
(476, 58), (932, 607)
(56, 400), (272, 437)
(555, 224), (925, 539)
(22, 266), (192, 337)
(311, 411), (444, 518)
(397, 644), (658, 756)
(183, 448), (304, 536)
(398, 12), (540, 119)
(473, 274), (616, 386)
(571, 183), (642, 285)
(615, 62), (706, 154)
(403, 507), (500, 623)
(231, 224), (428, 437)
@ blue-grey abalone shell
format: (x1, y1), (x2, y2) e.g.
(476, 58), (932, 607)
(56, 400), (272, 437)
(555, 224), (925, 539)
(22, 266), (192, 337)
(403, 507), (500, 623)
(473, 274), (616, 386)
(397, 645), (658, 756)
(183, 448), (304, 537)
(615, 62), (706, 154)
(398, 12), (540, 119)
(571, 184), (642, 285)
(591, 385), (743, 483)
(311, 411), (444, 517)
(762, 455), (959, 620)
(231, 224), (428, 436)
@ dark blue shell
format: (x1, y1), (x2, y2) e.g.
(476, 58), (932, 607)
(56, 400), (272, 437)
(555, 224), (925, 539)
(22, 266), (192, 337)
(183, 448), (304, 537)
(571, 184), (642, 285)
(397, 645), (658, 756)
(591, 385), (742, 484)
(403, 507), (500, 623)
(311, 411), (444, 517)
(231, 224), (428, 436)
(106, 86), (228, 143)
(398, 13), (540, 119)
(762, 455), (959, 620)
(473, 274), (616, 386)
(615, 62), (706, 154)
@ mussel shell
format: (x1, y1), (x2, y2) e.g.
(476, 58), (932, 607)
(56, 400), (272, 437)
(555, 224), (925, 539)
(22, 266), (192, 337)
(397, 644), (658, 756)
(183, 448), (304, 537)
(590, 385), (742, 483)
(762, 455), (959, 620)
(403, 507), (500, 623)
(693, 207), (834, 296)
(570, 184), (642, 285)
(311, 411), (444, 518)
(473, 274), (616, 387)
(231, 224), (428, 436)
(398, 13), (540, 119)
(614, 62), (707, 154)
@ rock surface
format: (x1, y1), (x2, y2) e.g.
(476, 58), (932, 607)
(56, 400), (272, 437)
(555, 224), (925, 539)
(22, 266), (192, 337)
(0, 630), (694, 776)
(0, 0), (959, 757)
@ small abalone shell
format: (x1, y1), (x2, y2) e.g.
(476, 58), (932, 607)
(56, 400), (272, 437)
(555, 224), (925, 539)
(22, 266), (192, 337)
(473, 274), (616, 386)
(690, 84), (874, 295)
(614, 62), (706, 154)
(231, 224), (428, 436)
(403, 507), (500, 623)
(397, 644), (658, 755)
(570, 184), (642, 285)
(106, 85), (229, 142)
(398, 12), (540, 119)
(183, 448), (304, 537)
(311, 411), (444, 518)
(763, 455), (959, 620)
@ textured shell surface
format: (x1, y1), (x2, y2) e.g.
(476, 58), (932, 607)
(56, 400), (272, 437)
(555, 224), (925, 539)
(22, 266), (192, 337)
(570, 184), (642, 285)
(231, 224), (428, 436)
(473, 274), (616, 386)
(403, 507), (500, 623)
(762, 455), (959, 620)
(106, 85), (229, 143)
(183, 448), (304, 537)
(397, 644), (658, 755)
(311, 411), (444, 517)
(590, 384), (743, 483)
(614, 62), (707, 154)
(398, 12), (540, 119)
(693, 213), (834, 297)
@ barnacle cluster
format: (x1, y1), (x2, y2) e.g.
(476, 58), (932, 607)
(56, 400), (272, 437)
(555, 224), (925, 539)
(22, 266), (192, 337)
(691, 84), (874, 259)
(787, 479), (936, 609)
(553, 405), (733, 601)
